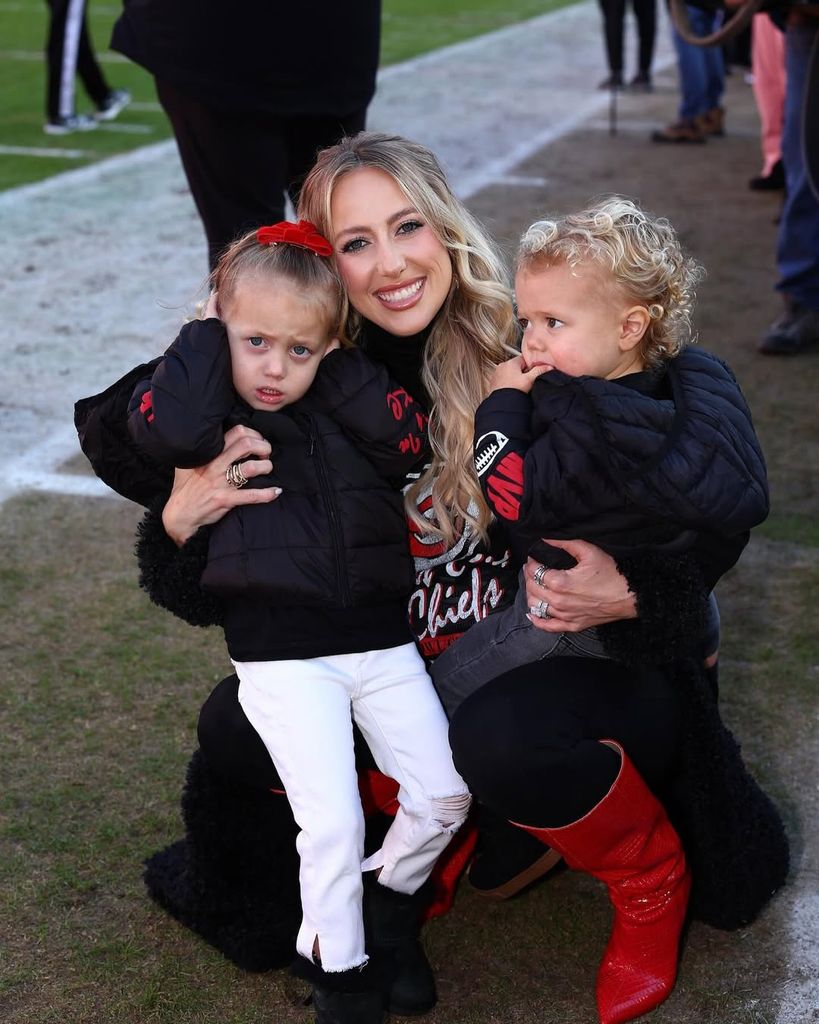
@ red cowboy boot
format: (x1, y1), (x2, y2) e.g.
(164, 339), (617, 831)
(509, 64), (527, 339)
(515, 741), (691, 1024)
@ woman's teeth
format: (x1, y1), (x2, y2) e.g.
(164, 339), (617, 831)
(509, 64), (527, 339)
(379, 280), (423, 302)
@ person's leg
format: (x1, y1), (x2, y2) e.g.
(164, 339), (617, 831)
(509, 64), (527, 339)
(751, 12), (787, 179)
(73, 8), (109, 106)
(761, 20), (819, 353)
(354, 643), (471, 892)
(653, 7), (710, 142)
(598, 0), (627, 85)
(429, 572), (566, 719)
(448, 657), (680, 827)
(235, 657), (367, 972)
(631, 0), (656, 80)
(353, 643), (471, 1016)
(285, 108), (368, 212)
(449, 659), (687, 1024)
(701, 10), (726, 132)
(155, 79), (290, 269)
(44, 0), (96, 131)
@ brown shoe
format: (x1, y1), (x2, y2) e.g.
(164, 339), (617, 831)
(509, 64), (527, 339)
(699, 106), (725, 137)
(651, 118), (706, 144)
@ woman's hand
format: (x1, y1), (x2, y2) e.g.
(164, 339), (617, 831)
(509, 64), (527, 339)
(162, 425), (280, 546)
(524, 538), (637, 632)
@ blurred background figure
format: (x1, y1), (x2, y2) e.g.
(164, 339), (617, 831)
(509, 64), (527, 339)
(759, 8), (819, 354)
(597, 0), (657, 89)
(748, 11), (786, 190)
(110, 0), (381, 270)
(45, 0), (131, 134)
(651, 4), (725, 143)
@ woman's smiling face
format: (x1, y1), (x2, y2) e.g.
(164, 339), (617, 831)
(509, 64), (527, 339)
(329, 166), (453, 336)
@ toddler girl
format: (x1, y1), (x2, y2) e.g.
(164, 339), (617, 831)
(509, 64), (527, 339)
(127, 221), (470, 1023)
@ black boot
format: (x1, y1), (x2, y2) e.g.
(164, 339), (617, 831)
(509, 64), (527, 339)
(364, 878), (436, 1016)
(293, 957), (384, 1024)
(468, 802), (562, 899)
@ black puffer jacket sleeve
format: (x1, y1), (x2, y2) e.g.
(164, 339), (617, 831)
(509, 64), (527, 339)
(127, 319), (235, 468)
(74, 356), (173, 507)
(474, 349), (769, 542)
(306, 348), (429, 479)
(136, 503), (224, 627)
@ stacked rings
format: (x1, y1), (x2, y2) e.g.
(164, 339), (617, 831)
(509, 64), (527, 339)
(533, 564), (548, 586)
(225, 461), (249, 488)
(529, 600), (550, 619)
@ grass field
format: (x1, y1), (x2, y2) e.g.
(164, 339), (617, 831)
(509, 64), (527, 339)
(0, 0), (570, 192)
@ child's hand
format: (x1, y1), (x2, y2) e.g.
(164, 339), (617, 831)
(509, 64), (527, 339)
(203, 290), (220, 321)
(489, 355), (549, 394)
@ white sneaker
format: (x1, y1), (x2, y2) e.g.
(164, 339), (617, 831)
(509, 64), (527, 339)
(44, 113), (98, 135)
(95, 89), (132, 121)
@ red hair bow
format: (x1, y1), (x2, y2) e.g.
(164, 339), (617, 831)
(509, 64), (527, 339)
(256, 220), (333, 257)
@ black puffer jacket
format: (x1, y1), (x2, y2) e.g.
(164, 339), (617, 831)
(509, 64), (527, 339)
(126, 320), (428, 660)
(475, 348), (768, 584)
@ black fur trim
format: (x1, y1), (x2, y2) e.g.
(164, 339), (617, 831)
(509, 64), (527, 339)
(664, 659), (790, 930)
(597, 549), (708, 666)
(135, 503), (224, 627)
(143, 749), (301, 970)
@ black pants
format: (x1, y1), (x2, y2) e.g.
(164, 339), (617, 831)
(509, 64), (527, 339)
(597, 0), (656, 76)
(155, 79), (368, 269)
(448, 656), (681, 829)
(45, 0), (109, 120)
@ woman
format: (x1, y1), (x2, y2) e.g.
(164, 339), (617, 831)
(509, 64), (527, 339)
(75, 133), (787, 1024)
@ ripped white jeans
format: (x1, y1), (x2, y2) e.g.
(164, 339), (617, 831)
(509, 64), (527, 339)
(234, 642), (471, 973)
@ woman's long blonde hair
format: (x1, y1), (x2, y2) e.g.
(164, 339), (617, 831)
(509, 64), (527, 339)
(299, 132), (518, 543)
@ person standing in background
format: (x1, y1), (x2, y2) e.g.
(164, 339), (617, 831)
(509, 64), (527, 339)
(597, 0), (657, 90)
(748, 12), (786, 191)
(44, 0), (131, 134)
(758, 7), (819, 353)
(110, 0), (381, 270)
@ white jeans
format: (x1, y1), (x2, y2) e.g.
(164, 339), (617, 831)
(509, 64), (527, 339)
(234, 642), (471, 972)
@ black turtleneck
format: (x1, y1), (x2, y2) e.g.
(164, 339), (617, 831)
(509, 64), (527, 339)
(358, 320), (432, 411)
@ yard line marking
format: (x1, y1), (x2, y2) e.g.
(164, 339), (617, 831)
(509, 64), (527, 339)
(0, 49), (128, 63)
(0, 143), (89, 158)
(0, 1), (120, 10)
(96, 122), (154, 135)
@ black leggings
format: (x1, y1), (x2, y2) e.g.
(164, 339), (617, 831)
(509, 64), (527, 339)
(155, 79), (367, 269)
(447, 656), (680, 829)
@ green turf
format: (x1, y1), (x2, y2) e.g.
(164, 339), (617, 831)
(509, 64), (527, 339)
(0, 0), (573, 193)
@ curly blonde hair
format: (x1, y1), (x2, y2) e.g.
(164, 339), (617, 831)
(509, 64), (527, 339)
(517, 196), (704, 369)
(298, 132), (518, 543)
(210, 227), (347, 342)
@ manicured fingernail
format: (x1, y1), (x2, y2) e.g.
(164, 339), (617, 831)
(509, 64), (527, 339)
(271, 487), (282, 497)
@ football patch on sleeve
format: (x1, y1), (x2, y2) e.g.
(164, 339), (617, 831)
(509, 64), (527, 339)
(474, 430), (509, 477)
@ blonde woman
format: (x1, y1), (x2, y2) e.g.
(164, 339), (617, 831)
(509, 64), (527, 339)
(74, 137), (775, 1023)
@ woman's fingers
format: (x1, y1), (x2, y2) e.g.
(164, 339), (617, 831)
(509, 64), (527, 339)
(523, 539), (636, 631)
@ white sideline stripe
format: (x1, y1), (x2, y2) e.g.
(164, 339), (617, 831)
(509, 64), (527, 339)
(5, 471), (121, 501)
(0, 49), (128, 63)
(0, 144), (88, 158)
(494, 175), (550, 188)
(0, 139), (177, 207)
